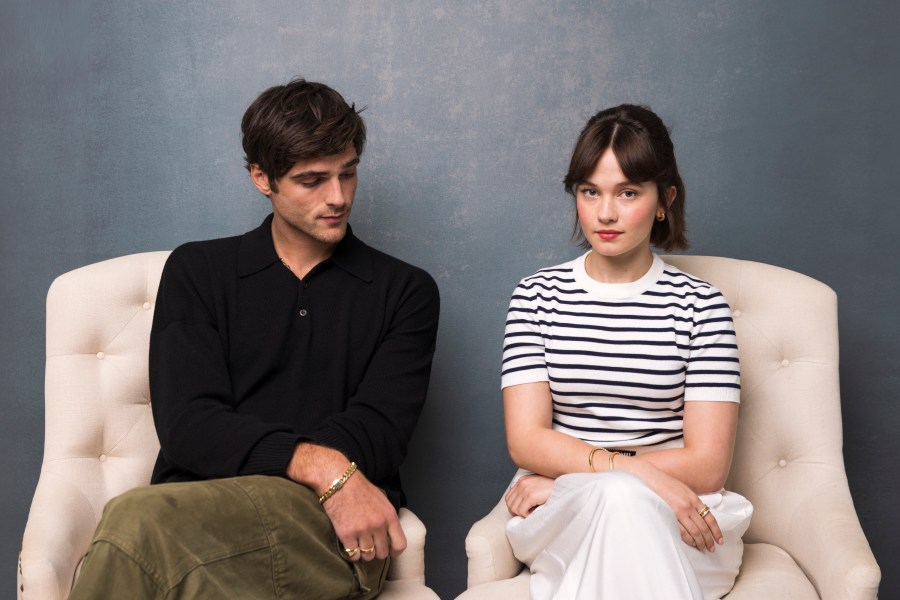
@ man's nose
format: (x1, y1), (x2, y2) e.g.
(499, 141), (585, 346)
(325, 177), (346, 207)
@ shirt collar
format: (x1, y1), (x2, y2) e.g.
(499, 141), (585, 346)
(237, 213), (373, 282)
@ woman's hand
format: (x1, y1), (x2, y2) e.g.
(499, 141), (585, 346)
(505, 474), (555, 517)
(625, 459), (723, 552)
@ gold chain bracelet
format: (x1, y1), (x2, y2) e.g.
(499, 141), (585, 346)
(318, 462), (358, 504)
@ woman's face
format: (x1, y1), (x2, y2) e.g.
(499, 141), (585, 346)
(575, 148), (669, 275)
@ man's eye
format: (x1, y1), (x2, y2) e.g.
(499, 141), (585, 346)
(339, 171), (357, 180)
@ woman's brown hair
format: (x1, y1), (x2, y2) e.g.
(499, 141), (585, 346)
(564, 104), (688, 251)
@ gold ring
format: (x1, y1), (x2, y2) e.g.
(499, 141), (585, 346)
(360, 546), (375, 554)
(697, 505), (711, 518)
(344, 547), (359, 558)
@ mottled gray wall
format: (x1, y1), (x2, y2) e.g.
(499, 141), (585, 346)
(3, 1), (898, 597)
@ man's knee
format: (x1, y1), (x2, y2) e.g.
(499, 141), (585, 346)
(98, 485), (171, 537)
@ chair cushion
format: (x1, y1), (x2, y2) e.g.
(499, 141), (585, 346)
(725, 543), (818, 599)
(379, 579), (441, 600)
(456, 570), (531, 599)
(456, 544), (819, 599)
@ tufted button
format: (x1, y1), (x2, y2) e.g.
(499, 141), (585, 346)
(781, 359), (790, 367)
(99, 454), (108, 462)
(143, 302), (151, 310)
(96, 351), (105, 360)
(299, 309), (308, 317)
(732, 310), (741, 318)
(778, 459), (787, 467)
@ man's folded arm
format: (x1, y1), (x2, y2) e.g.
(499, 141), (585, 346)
(308, 268), (441, 484)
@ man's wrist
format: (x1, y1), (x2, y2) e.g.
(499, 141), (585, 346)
(318, 462), (357, 504)
(286, 442), (352, 492)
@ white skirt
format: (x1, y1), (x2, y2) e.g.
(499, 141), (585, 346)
(505, 469), (753, 600)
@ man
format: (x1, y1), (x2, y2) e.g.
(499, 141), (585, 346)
(69, 79), (440, 599)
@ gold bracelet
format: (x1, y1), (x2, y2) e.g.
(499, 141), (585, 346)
(588, 447), (607, 473)
(608, 451), (621, 471)
(318, 462), (357, 504)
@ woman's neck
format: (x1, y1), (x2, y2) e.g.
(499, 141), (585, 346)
(584, 249), (654, 284)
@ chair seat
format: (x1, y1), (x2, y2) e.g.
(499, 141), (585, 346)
(726, 543), (818, 599)
(456, 570), (530, 599)
(455, 543), (819, 599)
(380, 579), (441, 599)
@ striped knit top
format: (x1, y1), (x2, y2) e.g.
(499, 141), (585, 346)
(501, 253), (741, 448)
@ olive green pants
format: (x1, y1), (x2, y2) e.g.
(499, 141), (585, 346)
(69, 476), (388, 599)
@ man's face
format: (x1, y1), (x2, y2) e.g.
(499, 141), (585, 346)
(250, 144), (359, 250)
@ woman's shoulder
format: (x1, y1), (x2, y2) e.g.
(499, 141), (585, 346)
(657, 258), (730, 305)
(515, 255), (581, 288)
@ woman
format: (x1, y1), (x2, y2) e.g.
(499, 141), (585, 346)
(501, 104), (752, 599)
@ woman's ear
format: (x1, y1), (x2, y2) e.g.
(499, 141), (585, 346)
(665, 186), (676, 208)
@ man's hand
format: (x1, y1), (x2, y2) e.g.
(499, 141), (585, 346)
(287, 443), (406, 562)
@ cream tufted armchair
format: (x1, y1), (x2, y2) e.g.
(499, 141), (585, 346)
(18, 251), (439, 600)
(459, 256), (880, 600)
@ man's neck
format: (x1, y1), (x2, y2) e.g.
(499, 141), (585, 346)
(270, 221), (338, 280)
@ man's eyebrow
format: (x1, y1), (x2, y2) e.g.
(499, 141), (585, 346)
(289, 158), (360, 180)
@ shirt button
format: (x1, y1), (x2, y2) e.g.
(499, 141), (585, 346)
(778, 459), (787, 467)
(299, 309), (308, 317)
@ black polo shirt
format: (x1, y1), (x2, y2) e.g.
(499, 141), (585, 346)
(149, 214), (440, 508)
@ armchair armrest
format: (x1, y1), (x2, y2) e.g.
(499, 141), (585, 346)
(19, 469), (100, 600)
(465, 498), (524, 588)
(389, 508), (428, 584)
(784, 480), (880, 600)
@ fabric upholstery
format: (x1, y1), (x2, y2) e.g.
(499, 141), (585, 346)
(19, 251), (437, 600)
(461, 256), (880, 599)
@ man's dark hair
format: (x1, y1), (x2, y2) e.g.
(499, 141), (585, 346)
(241, 78), (366, 190)
(564, 104), (688, 252)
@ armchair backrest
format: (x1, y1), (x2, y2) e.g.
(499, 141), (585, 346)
(43, 251), (171, 512)
(663, 256), (851, 554)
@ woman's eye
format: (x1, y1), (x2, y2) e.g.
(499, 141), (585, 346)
(581, 188), (598, 197)
(621, 190), (637, 199)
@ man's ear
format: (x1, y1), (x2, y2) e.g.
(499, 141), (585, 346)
(249, 165), (273, 197)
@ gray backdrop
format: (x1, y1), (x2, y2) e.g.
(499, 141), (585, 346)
(3, 1), (898, 597)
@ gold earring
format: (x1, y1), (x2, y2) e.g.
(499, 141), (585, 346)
(656, 212), (666, 222)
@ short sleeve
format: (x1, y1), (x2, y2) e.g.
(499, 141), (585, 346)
(684, 287), (741, 402)
(500, 280), (549, 389)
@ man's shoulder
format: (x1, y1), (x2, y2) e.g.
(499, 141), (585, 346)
(171, 232), (242, 260)
(164, 229), (248, 273)
(157, 233), (250, 296)
(358, 239), (437, 291)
